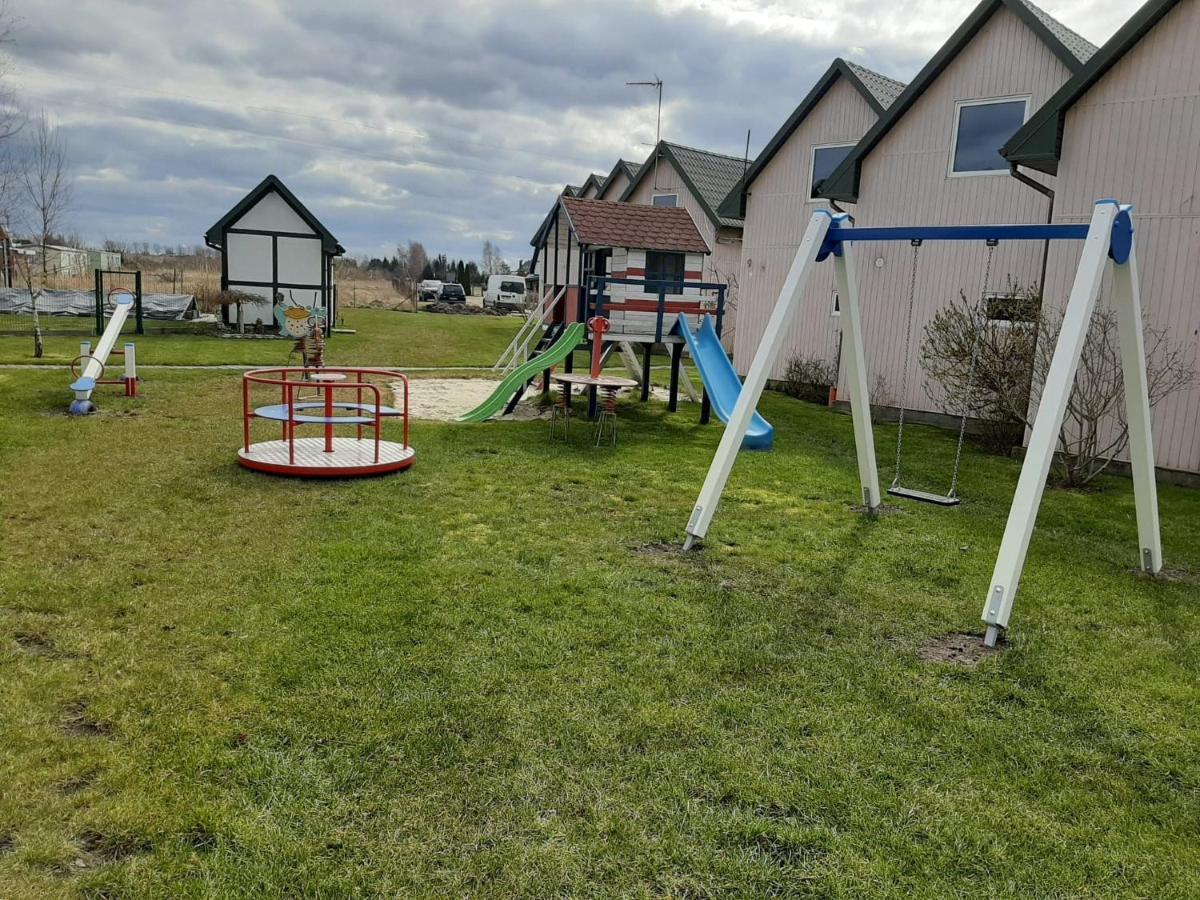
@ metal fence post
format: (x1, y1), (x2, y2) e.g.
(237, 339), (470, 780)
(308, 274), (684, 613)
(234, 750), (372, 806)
(134, 270), (144, 334)
(94, 268), (103, 336)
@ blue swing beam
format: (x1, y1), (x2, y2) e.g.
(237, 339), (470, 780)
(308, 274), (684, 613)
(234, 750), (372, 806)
(815, 199), (1134, 264)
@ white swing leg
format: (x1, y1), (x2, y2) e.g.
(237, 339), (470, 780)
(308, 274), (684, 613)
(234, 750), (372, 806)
(982, 201), (1121, 646)
(834, 245), (881, 509)
(684, 211), (833, 548)
(1112, 250), (1162, 573)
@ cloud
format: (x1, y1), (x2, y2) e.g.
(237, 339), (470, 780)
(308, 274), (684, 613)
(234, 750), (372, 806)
(7, 0), (1138, 262)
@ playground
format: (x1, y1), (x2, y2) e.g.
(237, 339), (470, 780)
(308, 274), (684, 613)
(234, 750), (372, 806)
(2, 194), (1198, 894)
(2, 330), (1199, 895)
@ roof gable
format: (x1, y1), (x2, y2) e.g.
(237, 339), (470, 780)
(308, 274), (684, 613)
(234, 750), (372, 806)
(1002, 0), (1182, 174)
(204, 174), (343, 254)
(559, 197), (711, 254)
(819, 0), (1098, 201)
(579, 172), (608, 198)
(620, 141), (748, 228)
(717, 58), (905, 218)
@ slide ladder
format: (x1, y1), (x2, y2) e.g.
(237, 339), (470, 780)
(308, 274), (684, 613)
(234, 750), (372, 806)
(676, 313), (773, 450)
(492, 285), (567, 374)
(459, 322), (586, 422)
(69, 292), (138, 415)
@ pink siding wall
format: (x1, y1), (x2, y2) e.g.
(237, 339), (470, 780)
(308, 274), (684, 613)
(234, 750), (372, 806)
(597, 170), (631, 201)
(733, 76), (881, 375)
(1042, 0), (1200, 473)
(844, 7), (1073, 412)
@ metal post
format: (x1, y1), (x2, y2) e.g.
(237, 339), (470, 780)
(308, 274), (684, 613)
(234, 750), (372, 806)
(669, 342), (682, 412)
(134, 270), (144, 335)
(640, 344), (652, 401)
(833, 242), (882, 510)
(981, 200), (1120, 646)
(684, 211), (832, 549)
(94, 269), (103, 336)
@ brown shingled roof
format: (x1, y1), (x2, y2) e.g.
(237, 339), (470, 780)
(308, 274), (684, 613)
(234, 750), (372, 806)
(559, 197), (710, 254)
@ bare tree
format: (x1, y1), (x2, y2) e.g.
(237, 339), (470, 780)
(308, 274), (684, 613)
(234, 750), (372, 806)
(20, 111), (72, 275)
(921, 284), (1195, 486)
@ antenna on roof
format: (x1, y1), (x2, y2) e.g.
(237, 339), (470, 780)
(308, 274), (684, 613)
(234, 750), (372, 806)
(627, 77), (663, 190)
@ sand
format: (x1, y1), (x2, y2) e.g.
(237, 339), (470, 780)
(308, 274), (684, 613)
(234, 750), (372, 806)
(393, 377), (673, 422)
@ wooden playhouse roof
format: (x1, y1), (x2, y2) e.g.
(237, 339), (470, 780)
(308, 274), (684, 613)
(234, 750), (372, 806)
(558, 197), (711, 254)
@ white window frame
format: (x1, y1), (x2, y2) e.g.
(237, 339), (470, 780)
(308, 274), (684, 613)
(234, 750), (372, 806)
(830, 288), (841, 317)
(809, 142), (856, 199)
(947, 95), (1031, 178)
(651, 193), (678, 208)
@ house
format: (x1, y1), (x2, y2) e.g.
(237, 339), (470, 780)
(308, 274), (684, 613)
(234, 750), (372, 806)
(595, 159), (641, 201)
(203, 174), (344, 333)
(620, 141), (746, 292)
(14, 242), (90, 277)
(577, 172), (609, 199)
(716, 58), (906, 377)
(528, 196), (724, 334)
(815, 0), (1096, 419)
(88, 249), (123, 270)
(1002, 0), (1200, 476)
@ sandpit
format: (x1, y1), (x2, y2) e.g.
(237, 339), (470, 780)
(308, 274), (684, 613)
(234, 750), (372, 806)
(394, 377), (672, 422)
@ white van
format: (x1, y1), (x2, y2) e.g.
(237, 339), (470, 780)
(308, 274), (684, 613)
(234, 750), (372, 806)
(483, 275), (527, 311)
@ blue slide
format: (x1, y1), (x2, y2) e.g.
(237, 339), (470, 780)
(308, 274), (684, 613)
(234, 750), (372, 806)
(676, 313), (774, 451)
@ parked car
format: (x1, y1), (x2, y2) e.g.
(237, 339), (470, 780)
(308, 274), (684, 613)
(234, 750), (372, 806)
(483, 274), (527, 311)
(418, 279), (443, 301)
(438, 283), (467, 303)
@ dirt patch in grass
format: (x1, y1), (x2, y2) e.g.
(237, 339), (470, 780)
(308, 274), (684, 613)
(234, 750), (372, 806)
(13, 632), (59, 656)
(60, 701), (114, 738)
(629, 540), (689, 559)
(58, 770), (99, 795)
(1133, 565), (1198, 585)
(62, 830), (150, 873)
(916, 632), (1001, 667)
(0, 832), (14, 855)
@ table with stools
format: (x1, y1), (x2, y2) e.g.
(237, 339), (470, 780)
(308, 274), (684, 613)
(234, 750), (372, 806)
(551, 372), (638, 445)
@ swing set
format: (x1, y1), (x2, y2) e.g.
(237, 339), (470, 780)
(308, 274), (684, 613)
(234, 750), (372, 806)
(685, 200), (1162, 647)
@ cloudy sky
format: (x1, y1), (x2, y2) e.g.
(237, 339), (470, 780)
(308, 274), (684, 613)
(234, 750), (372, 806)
(10, 0), (1140, 265)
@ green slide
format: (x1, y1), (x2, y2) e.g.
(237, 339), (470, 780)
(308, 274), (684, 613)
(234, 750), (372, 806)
(457, 322), (586, 422)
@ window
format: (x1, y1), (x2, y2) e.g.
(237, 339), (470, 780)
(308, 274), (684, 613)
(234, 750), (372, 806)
(830, 289), (841, 317)
(984, 290), (1038, 325)
(645, 251), (685, 285)
(810, 144), (854, 198)
(652, 193), (678, 208)
(500, 280), (525, 294)
(950, 97), (1029, 175)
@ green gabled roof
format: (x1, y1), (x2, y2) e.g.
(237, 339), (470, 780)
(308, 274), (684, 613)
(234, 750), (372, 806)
(597, 159), (641, 199)
(1003, 0), (1181, 174)
(579, 172), (609, 196)
(621, 141), (748, 228)
(819, 0), (1098, 201)
(716, 58), (906, 219)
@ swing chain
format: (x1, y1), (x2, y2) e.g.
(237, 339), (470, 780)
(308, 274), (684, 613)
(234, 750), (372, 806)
(892, 239), (922, 486)
(947, 239), (997, 498)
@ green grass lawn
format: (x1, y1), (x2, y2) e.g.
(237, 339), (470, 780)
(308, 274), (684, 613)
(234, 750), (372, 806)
(0, 308), (521, 368)
(1, 367), (1197, 897)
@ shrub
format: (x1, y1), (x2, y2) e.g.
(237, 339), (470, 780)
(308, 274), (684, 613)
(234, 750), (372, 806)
(781, 354), (836, 405)
(920, 283), (1195, 486)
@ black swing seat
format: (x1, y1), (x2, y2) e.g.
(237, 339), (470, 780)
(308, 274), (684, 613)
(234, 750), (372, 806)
(887, 485), (961, 506)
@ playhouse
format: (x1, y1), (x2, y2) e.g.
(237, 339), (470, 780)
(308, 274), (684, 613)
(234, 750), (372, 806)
(204, 175), (344, 333)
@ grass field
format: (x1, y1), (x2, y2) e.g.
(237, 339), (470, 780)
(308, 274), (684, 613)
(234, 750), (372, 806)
(1, 362), (1198, 897)
(0, 308), (521, 368)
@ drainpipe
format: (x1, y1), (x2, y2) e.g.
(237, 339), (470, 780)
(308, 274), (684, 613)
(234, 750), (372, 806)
(1008, 162), (1054, 297)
